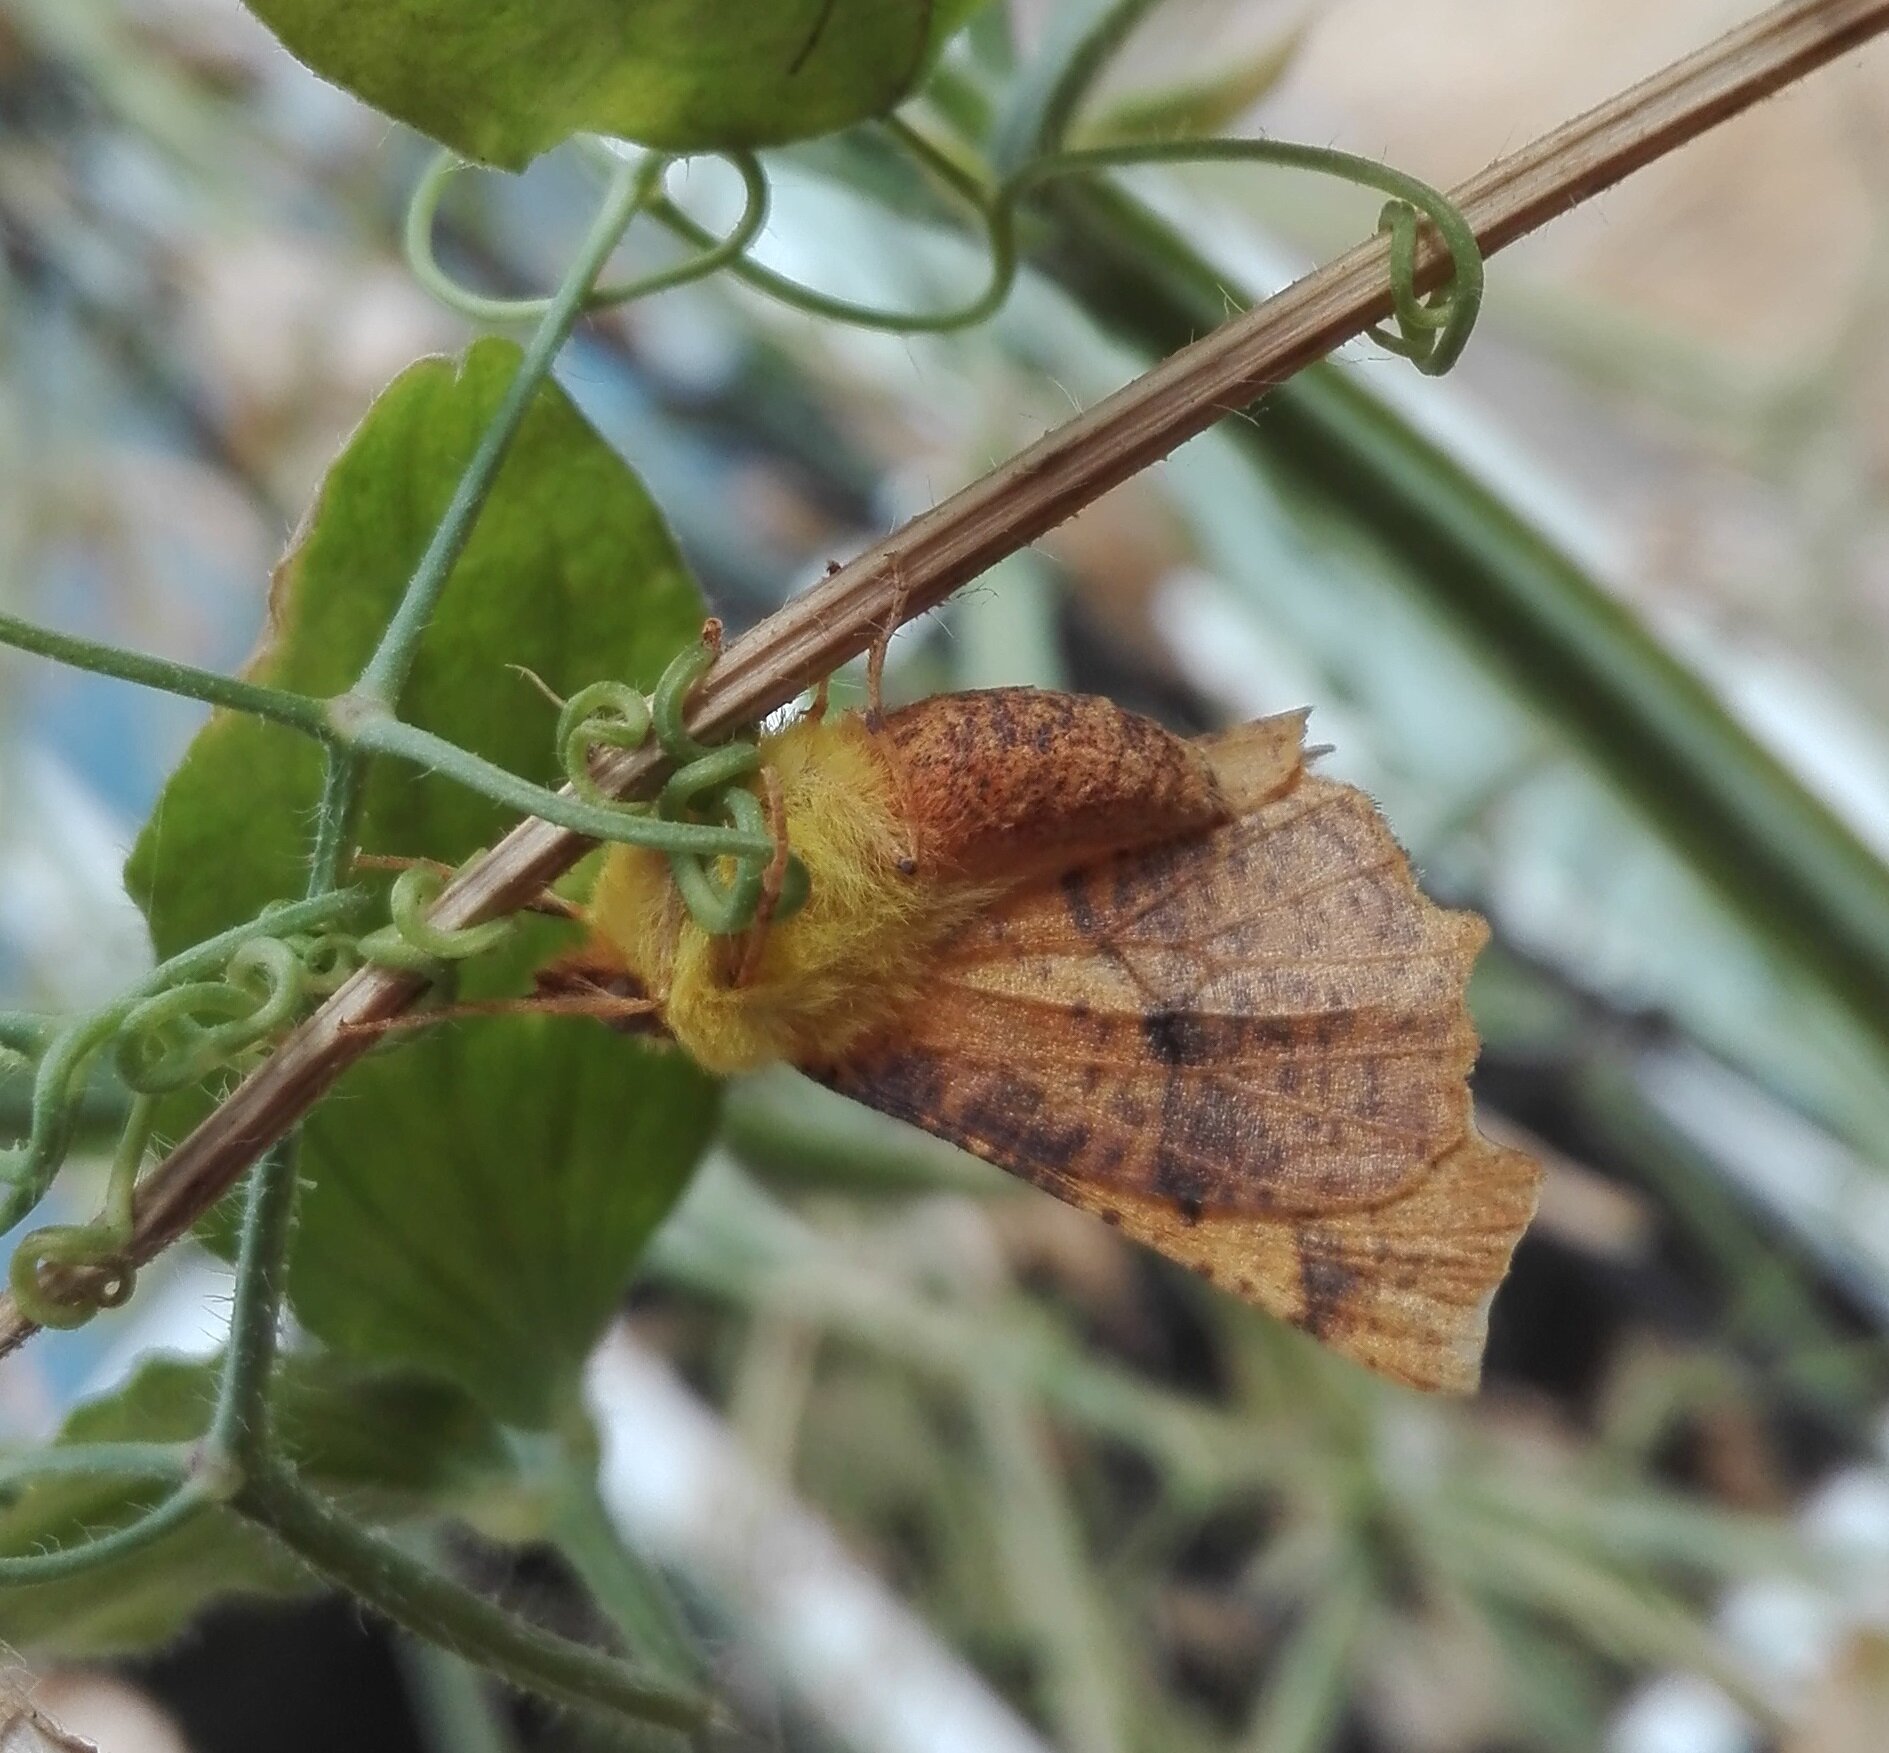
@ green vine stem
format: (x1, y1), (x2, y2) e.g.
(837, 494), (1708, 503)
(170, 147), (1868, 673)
(357, 151), (666, 708)
(0, 1441), (190, 1492)
(0, 891), (365, 1236)
(408, 144), (771, 325)
(307, 748), (368, 900)
(328, 705), (777, 863)
(0, 1479), (216, 1584)
(235, 1458), (710, 1736)
(207, 1138), (302, 1470)
(0, 605), (330, 735)
(651, 128), (1482, 371)
(168, 149), (739, 1736)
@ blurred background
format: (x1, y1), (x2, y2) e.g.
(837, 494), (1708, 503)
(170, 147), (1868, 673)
(3, 1), (1889, 1749)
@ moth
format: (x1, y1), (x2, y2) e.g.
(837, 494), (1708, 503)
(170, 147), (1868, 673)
(567, 687), (1540, 1393)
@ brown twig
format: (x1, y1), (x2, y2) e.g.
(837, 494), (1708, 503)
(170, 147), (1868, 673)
(4, 0), (1885, 1358)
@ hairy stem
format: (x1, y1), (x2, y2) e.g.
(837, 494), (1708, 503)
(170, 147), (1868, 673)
(0, 1482), (214, 1583)
(0, 1441), (190, 1491)
(331, 708), (776, 860)
(237, 1460), (710, 1734)
(0, 606), (330, 735)
(207, 1139), (301, 1469)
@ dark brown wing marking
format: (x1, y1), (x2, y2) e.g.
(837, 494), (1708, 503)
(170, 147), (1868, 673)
(824, 777), (1485, 1216)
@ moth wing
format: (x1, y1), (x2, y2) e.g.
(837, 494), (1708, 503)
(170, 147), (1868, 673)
(1029, 1110), (1540, 1392)
(826, 769), (1486, 1216)
(815, 719), (1539, 1389)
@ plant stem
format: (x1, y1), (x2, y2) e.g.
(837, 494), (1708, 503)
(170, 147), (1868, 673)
(332, 710), (774, 860)
(0, 606), (330, 735)
(0, 1441), (190, 1490)
(306, 748), (368, 899)
(992, 0), (1165, 169)
(357, 154), (663, 708)
(551, 1465), (703, 1692)
(0, 890), (364, 1236)
(412, 144), (769, 325)
(237, 1460), (710, 1735)
(208, 725), (368, 1468)
(207, 1139), (300, 1470)
(0, 1482), (213, 1583)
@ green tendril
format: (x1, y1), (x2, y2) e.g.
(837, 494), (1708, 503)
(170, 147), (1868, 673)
(405, 144), (770, 326)
(651, 126), (1481, 373)
(115, 937), (307, 1095)
(558, 680), (654, 808)
(357, 866), (516, 973)
(646, 637), (721, 764)
(9, 1094), (156, 1331)
(0, 891), (366, 1241)
(556, 636), (810, 939)
(0, 1481), (215, 1584)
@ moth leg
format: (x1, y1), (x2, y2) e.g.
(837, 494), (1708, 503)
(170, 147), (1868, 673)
(864, 562), (911, 732)
(339, 986), (658, 1041)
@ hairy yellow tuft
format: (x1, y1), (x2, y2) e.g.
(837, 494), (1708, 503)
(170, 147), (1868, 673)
(586, 712), (991, 1075)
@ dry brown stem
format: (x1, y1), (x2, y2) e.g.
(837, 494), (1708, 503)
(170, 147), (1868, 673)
(4, 0), (1885, 1357)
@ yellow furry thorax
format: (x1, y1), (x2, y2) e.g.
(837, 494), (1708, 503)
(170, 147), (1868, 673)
(585, 711), (991, 1076)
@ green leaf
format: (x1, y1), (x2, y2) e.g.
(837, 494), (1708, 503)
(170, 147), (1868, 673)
(287, 1025), (714, 1428)
(126, 338), (720, 1426)
(242, 0), (990, 166)
(0, 1351), (518, 1654)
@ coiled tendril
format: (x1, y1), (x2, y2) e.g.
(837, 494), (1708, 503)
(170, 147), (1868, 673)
(357, 866), (517, 973)
(405, 145), (770, 326)
(558, 633), (808, 937)
(5, 905), (370, 1330)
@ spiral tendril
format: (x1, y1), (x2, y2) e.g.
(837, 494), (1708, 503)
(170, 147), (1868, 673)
(356, 866), (518, 973)
(10, 1094), (155, 1330)
(405, 145), (770, 326)
(559, 633), (809, 939)
(637, 125), (1482, 372)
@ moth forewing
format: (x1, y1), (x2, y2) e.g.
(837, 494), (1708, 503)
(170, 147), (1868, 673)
(582, 688), (1541, 1390)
